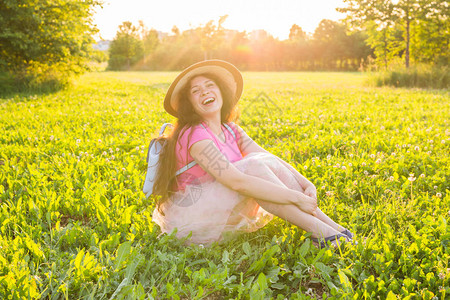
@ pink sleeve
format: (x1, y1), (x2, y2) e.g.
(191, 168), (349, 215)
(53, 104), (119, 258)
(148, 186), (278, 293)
(178, 124), (212, 152)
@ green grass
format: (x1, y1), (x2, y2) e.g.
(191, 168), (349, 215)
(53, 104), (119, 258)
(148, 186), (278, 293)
(0, 71), (449, 299)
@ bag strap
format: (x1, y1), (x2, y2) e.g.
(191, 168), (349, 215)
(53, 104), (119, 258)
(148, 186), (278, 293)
(175, 160), (197, 176)
(146, 123), (172, 163)
(223, 123), (236, 140)
(159, 123), (173, 136)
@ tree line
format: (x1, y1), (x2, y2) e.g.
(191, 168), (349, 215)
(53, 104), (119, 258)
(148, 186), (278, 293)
(107, 18), (372, 72)
(107, 0), (448, 72)
(0, 0), (447, 91)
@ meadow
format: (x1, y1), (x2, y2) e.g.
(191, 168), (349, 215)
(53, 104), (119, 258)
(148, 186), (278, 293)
(0, 71), (449, 299)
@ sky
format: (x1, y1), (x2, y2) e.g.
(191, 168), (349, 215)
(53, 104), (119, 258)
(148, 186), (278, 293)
(92, 0), (346, 41)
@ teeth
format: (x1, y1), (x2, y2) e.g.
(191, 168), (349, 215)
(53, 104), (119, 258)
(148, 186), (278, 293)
(203, 97), (214, 105)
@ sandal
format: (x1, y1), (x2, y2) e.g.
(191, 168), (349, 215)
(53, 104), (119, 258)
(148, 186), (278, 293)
(311, 233), (349, 249)
(341, 229), (354, 240)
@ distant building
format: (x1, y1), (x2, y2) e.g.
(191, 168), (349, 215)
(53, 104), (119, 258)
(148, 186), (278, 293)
(249, 29), (269, 41)
(181, 29), (196, 38)
(92, 40), (111, 51)
(156, 31), (168, 40)
(223, 29), (240, 40)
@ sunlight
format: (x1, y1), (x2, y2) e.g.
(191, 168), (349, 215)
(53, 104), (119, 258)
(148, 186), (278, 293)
(93, 0), (346, 40)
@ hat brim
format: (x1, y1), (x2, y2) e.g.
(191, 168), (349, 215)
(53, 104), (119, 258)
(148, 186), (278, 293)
(164, 60), (243, 118)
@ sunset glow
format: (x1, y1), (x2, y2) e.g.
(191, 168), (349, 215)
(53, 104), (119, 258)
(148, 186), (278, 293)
(93, 0), (346, 40)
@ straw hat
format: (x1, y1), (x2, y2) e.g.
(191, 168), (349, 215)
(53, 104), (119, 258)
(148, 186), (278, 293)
(164, 60), (243, 118)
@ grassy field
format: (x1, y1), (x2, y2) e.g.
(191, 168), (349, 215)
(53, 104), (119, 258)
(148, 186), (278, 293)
(0, 71), (449, 299)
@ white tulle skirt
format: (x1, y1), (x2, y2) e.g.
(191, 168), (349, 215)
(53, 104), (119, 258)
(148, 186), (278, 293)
(152, 152), (301, 245)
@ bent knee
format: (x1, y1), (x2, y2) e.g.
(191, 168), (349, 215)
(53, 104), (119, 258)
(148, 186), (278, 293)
(245, 156), (273, 176)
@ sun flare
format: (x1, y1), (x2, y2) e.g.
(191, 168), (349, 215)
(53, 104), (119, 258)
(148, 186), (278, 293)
(93, 0), (345, 40)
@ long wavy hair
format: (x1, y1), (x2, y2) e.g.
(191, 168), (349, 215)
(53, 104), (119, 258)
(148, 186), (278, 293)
(152, 72), (239, 210)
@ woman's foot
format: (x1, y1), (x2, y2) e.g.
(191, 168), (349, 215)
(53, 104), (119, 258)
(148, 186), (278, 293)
(311, 233), (351, 249)
(340, 228), (354, 239)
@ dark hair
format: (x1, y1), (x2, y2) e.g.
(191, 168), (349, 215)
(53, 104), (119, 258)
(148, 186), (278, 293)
(152, 72), (239, 210)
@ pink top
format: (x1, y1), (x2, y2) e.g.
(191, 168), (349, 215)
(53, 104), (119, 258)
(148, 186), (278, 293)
(174, 122), (242, 191)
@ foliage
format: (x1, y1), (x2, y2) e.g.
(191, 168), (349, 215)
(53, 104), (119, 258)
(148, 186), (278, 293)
(146, 29), (204, 71)
(196, 15), (229, 60)
(107, 21), (161, 71)
(339, 0), (449, 69)
(364, 20), (403, 69)
(107, 22), (144, 71)
(0, 71), (449, 298)
(410, 0), (450, 65)
(289, 25), (307, 41)
(0, 0), (102, 90)
(312, 20), (372, 70)
(141, 25), (160, 67)
(106, 19), (371, 71)
(91, 50), (109, 63)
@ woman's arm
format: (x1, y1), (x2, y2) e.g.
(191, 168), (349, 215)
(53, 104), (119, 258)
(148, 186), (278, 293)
(189, 139), (318, 215)
(234, 124), (317, 198)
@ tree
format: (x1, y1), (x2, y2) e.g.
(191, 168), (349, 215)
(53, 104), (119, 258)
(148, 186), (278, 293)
(411, 0), (449, 65)
(196, 15), (228, 60)
(137, 21), (160, 65)
(142, 29), (160, 64)
(284, 25), (311, 70)
(228, 31), (251, 69)
(147, 28), (202, 70)
(313, 20), (346, 69)
(289, 24), (307, 42)
(347, 30), (373, 70)
(171, 25), (180, 37)
(107, 21), (143, 70)
(0, 0), (101, 87)
(365, 19), (403, 69)
(338, 0), (400, 69)
(338, 0), (448, 68)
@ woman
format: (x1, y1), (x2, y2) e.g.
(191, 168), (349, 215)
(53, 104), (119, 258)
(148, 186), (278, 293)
(152, 60), (354, 247)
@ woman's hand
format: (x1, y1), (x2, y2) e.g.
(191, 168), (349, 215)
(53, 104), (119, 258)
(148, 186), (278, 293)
(304, 185), (317, 200)
(294, 191), (318, 216)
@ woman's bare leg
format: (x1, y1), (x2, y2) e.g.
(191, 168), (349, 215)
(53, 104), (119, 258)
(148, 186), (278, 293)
(242, 156), (348, 240)
(313, 208), (347, 233)
(244, 155), (349, 235)
(255, 199), (342, 239)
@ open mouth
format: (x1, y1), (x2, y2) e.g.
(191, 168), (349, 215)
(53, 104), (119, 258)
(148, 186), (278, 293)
(202, 97), (215, 105)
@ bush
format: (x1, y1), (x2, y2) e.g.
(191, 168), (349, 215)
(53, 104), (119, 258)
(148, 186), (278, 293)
(0, 62), (73, 95)
(0, 72), (16, 94)
(368, 64), (449, 89)
(91, 50), (109, 63)
(0, 0), (100, 93)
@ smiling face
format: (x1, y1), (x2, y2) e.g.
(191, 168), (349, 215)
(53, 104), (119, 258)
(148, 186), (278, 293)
(188, 75), (223, 119)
